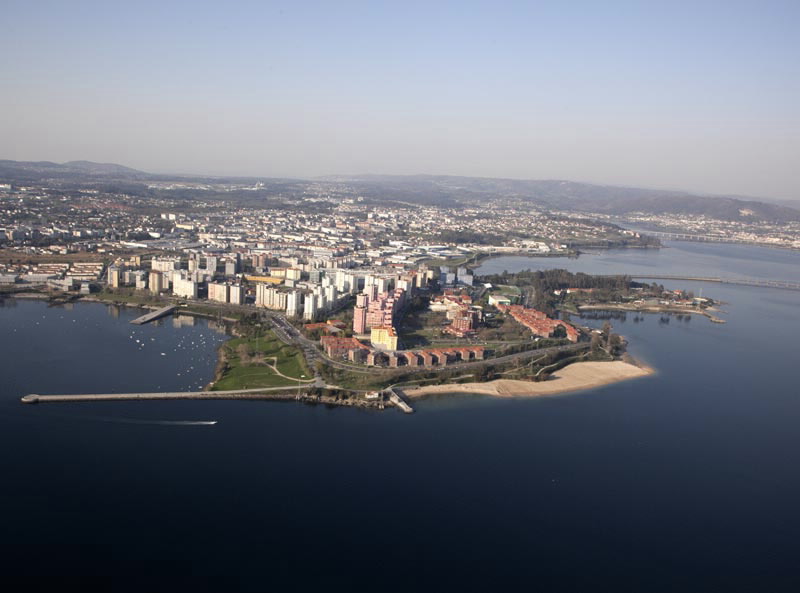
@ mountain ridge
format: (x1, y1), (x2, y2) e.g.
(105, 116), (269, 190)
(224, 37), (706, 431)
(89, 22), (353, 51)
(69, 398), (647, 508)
(0, 159), (797, 222)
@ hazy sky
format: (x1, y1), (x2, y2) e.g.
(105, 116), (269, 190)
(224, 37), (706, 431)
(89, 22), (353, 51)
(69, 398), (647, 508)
(2, 0), (798, 198)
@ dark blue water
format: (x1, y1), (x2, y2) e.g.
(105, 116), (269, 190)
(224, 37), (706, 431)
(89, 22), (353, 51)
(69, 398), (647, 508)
(0, 301), (228, 397)
(2, 245), (800, 592)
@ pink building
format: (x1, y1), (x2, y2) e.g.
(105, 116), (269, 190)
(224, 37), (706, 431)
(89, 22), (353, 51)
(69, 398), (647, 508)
(353, 305), (367, 334)
(352, 288), (407, 334)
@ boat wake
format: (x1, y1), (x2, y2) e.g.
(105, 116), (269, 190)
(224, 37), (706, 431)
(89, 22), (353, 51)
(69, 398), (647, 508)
(100, 418), (218, 426)
(18, 408), (219, 426)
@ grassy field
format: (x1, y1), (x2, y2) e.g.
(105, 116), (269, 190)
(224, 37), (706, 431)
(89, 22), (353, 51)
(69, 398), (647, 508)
(91, 290), (165, 306)
(211, 331), (313, 391)
(397, 309), (448, 347)
(475, 314), (532, 342)
(495, 285), (522, 296)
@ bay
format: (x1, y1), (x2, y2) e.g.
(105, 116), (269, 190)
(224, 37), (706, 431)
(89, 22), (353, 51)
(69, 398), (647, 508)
(1, 243), (800, 592)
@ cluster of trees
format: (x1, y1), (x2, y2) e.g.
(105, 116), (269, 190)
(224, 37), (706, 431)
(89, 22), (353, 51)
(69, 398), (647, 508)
(432, 229), (506, 245)
(590, 321), (624, 357)
(481, 268), (633, 292)
(480, 268), (636, 313)
(304, 387), (351, 399)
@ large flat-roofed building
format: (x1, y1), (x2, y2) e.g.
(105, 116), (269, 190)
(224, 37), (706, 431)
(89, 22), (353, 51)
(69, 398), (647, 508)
(229, 284), (245, 305)
(256, 284), (288, 310)
(108, 266), (121, 288)
(149, 271), (165, 294)
(286, 291), (301, 317)
(370, 326), (398, 351)
(488, 294), (512, 307)
(303, 294), (318, 321)
(208, 282), (229, 303)
(151, 257), (181, 273)
(173, 275), (198, 299)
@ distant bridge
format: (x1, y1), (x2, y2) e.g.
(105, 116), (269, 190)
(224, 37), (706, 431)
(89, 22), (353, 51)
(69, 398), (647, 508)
(622, 274), (800, 291)
(643, 231), (749, 243)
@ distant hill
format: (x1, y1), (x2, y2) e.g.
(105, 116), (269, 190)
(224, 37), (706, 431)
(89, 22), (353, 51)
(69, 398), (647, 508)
(326, 174), (800, 222)
(63, 160), (146, 176)
(0, 159), (151, 182)
(1, 159), (797, 222)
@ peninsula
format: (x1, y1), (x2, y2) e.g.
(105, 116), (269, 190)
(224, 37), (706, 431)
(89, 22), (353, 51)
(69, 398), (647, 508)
(1, 164), (735, 411)
(15, 265), (676, 412)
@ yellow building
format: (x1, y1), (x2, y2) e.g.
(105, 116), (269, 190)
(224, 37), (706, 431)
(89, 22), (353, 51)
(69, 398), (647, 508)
(244, 275), (284, 285)
(370, 326), (398, 351)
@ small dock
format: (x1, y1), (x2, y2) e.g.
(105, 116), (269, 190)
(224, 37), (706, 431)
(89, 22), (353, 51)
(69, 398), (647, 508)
(130, 305), (176, 325)
(386, 388), (414, 414)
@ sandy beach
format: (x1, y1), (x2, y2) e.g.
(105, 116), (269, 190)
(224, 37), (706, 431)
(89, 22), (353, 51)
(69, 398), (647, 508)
(401, 360), (654, 399)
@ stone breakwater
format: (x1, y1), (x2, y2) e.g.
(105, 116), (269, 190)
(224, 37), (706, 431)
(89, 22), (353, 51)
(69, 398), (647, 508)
(21, 389), (389, 411)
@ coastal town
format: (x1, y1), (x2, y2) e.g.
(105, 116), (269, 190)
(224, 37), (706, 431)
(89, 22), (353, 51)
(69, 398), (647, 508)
(0, 175), (729, 410)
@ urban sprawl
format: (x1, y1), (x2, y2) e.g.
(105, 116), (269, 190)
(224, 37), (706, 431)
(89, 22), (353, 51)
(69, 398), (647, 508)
(0, 179), (712, 381)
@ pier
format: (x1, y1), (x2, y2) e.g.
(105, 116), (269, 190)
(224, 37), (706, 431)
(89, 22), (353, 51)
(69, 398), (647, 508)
(386, 387), (415, 414)
(20, 385), (395, 413)
(21, 385), (307, 404)
(130, 305), (176, 325)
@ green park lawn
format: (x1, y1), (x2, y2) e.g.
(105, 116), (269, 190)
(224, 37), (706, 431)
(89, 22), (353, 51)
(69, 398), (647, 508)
(211, 331), (312, 391)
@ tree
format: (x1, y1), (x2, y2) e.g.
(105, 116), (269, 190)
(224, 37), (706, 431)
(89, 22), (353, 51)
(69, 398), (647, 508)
(601, 320), (613, 350)
(590, 333), (603, 352)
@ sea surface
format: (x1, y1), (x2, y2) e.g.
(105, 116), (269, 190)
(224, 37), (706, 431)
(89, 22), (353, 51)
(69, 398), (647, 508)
(2, 243), (800, 592)
(476, 240), (800, 282)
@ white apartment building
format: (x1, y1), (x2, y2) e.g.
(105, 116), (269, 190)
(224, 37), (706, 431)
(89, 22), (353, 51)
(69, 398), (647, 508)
(208, 282), (229, 303)
(286, 291), (301, 317)
(173, 275), (198, 299)
(303, 293), (317, 320)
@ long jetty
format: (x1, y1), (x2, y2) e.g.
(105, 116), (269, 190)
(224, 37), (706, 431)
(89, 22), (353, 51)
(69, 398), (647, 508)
(21, 385), (308, 404)
(20, 386), (407, 413)
(604, 274), (800, 291)
(130, 305), (176, 325)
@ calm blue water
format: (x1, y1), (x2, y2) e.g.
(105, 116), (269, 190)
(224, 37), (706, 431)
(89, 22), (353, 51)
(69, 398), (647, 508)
(477, 241), (800, 283)
(0, 301), (228, 397)
(2, 244), (800, 592)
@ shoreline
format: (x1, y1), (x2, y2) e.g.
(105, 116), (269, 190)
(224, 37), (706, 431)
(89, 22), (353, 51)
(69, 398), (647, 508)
(578, 304), (726, 323)
(462, 245), (656, 271)
(11, 296), (652, 411)
(399, 360), (654, 400)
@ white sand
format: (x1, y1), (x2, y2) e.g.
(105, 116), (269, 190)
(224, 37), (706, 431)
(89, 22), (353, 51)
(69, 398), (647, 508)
(402, 360), (654, 399)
